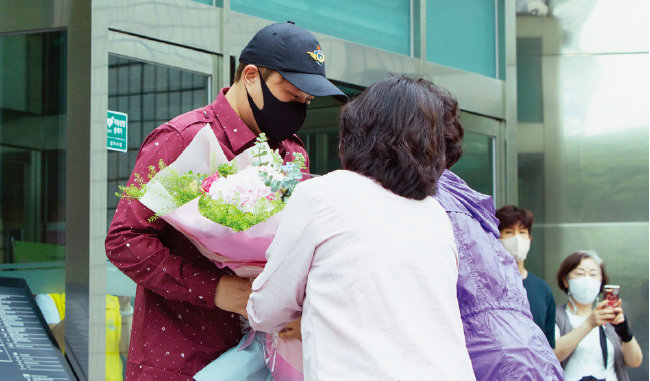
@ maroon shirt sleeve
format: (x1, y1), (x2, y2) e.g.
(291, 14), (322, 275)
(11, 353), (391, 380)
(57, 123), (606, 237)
(105, 125), (223, 308)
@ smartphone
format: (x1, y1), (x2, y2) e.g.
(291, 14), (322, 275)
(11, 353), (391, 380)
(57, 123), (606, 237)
(603, 284), (620, 307)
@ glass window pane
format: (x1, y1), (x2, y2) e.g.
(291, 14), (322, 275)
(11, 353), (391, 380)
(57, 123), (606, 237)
(297, 83), (362, 175)
(0, 31), (67, 294)
(106, 56), (211, 379)
(231, 0), (411, 55)
(106, 56), (210, 228)
(450, 130), (495, 198)
(516, 7), (649, 378)
(497, 0), (505, 80)
(426, 0), (497, 78)
(517, 37), (544, 123)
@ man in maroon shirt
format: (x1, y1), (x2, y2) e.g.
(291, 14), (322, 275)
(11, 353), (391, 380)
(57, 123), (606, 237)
(105, 22), (347, 380)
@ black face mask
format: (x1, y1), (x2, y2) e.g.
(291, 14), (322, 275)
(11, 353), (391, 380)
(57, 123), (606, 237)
(246, 76), (308, 142)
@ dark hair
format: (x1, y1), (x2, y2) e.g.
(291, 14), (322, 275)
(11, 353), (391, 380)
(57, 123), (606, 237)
(433, 87), (464, 169)
(556, 251), (609, 294)
(495, 205), (534, 233)
(234, 62), (274, 83)
(338, 76), (446, 200)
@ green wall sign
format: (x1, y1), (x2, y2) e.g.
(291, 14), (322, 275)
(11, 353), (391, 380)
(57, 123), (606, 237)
(107, 110), (128, 152)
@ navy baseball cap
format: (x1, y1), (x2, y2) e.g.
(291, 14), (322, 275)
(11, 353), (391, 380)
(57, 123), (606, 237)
(239, 22), (348, 103)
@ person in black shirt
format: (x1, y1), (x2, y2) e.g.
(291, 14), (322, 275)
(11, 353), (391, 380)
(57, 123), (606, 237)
(496, 205), (556, 348)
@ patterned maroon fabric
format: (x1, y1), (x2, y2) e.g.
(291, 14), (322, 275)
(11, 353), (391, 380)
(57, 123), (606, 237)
(105, 88), (309, 380)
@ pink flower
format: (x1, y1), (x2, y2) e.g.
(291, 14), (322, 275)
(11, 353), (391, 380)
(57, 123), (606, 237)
(201, 172), (220, 193)
(207, 166), (281, 213)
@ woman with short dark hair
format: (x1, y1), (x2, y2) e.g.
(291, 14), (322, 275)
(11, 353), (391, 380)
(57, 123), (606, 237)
(337, 76), (446, 200)
(555, 251), (643, 381)
(247, 76), (475, 379)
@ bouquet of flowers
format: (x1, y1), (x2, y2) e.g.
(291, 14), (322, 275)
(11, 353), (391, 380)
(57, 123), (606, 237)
(118, 124), (304, 380)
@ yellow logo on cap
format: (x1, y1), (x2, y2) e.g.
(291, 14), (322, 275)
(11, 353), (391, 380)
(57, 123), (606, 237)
(307, 45), (325, 66)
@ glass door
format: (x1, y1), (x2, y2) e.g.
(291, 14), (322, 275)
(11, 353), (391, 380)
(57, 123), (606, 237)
(451, 111), (500, 199)
(297, 83), (362, 175)
(299, 92), (502, 203)
(106, 55), (211, 228)
(0, 30), (67, 294)
(104, 33), (216, 380)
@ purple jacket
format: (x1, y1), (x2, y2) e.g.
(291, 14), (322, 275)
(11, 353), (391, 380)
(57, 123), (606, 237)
(436, 170), (564, 380)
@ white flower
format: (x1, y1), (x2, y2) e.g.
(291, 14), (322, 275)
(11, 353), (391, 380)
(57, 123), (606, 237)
(207, 165), (283, 213)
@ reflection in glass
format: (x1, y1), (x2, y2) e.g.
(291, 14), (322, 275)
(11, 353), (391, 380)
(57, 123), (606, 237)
(517, 37), (544, 123)
(516, 0), (549, 16)
(426, 0), (497, 78)
(106, 55), (211, 380)
(297, 83), (362, 175)
(299, 94), (498, 196)
(517, 2), (648, 378)
(231, 0), (411, 55)
(0, 31), (67, 293)
(106, 55), (209, 226)
(451, 131), (495, 198)
(191, 0), (224, 6)
(550, 0), (648, 54)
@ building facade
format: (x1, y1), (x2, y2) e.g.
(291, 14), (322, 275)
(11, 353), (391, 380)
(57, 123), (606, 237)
(0, 0), (646, 379)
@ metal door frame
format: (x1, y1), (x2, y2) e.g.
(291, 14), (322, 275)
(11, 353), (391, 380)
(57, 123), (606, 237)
(104, 30), (219, 297)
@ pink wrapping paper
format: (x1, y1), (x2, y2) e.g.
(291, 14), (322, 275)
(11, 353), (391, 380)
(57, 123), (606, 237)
(137, 124), (304, 379)
(162, 197), (283, 277)
(163, 199), (304, 380)
(265, 335), (303, 381)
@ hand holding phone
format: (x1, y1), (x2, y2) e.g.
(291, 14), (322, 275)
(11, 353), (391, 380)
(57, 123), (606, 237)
(603, 284), (620, 307)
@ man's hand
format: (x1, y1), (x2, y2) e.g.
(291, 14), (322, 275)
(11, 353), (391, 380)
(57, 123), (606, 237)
(49, 322), (65, 351)
(214, 275), (253, 318)
(279, 317), (302, 340)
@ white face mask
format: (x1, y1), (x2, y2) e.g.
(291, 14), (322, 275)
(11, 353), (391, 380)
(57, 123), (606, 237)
(568, 276), (601, 305)
(499, 235), (531, 262)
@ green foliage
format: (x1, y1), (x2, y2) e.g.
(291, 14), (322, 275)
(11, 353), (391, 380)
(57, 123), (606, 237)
(217, 161), (238, 177)
(116, 182), (145, 200)
(115, 160), (167, 200)
(252, 133), (271, 166)
(198, 195), (285, 232)
(115, 138), (307, 231)
(158, 169), (204, 206)
(291, 152), (306, 170)
(261, 151), (306, 198)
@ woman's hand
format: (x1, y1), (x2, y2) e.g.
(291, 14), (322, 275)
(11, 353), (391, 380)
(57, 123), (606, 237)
(555, 301), (617, 362)
(610, 299), (625, 325)
(587, 300), (616, 328)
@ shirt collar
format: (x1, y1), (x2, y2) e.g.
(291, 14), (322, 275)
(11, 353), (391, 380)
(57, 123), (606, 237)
(210, 88), (257, 153)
